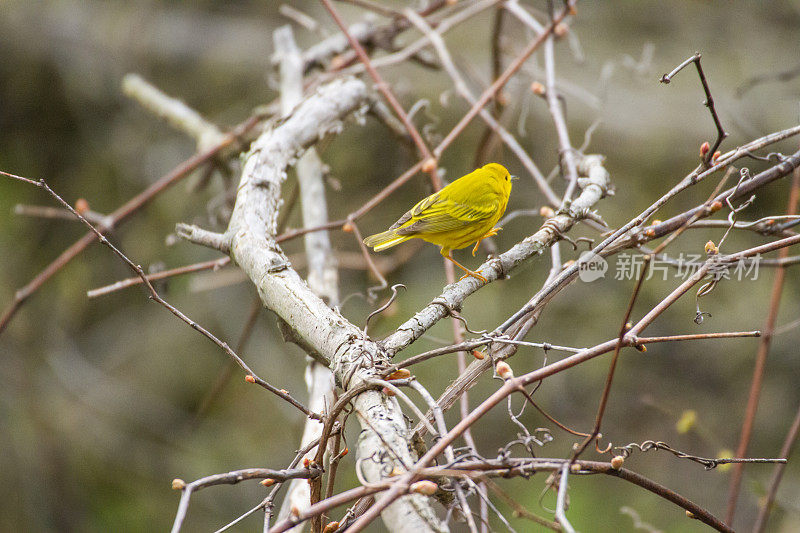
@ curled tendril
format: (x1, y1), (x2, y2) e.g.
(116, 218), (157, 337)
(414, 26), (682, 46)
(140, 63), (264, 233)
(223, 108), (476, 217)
(364, 284), (406, 335)
(742, 150), (787, 163)
(594, 436), (613, 454)
(431, 298), (487, 335)
(613, 440), (721, 469)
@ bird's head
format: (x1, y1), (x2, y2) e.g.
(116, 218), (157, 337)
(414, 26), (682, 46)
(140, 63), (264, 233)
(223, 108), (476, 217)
(482, 163), (515, 197)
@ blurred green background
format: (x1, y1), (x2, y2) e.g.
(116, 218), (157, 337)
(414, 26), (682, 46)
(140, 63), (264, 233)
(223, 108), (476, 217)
(1, 1), (799, 531)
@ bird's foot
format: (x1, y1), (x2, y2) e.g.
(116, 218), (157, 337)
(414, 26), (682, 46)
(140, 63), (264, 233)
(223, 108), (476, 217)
(458, 269), (488, 283)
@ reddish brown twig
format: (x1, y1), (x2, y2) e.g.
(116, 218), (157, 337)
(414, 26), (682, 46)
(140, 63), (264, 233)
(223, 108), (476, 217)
(433, 1), (575, 158)
(571, 256), (649, 460)
(321, 0), (441, 189)
(4, 171), (319, 422)
(172, 466), (321, 532)
(725, 166), (800, 524)
(270, 457), (737, 533)
(192, 297), (262, 422)
(0, 113), (264, 336)
(354, 228), (800, 531)
(660, 53), (729, 165)
(87, 256), (231, 298)
(753, 401), (800, 533)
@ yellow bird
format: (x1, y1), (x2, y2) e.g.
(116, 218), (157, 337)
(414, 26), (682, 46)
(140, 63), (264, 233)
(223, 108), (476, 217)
(363, 163), (514, 282)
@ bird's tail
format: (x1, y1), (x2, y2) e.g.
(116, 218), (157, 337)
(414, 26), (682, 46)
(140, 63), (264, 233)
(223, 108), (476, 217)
(363, 229), (412, 252)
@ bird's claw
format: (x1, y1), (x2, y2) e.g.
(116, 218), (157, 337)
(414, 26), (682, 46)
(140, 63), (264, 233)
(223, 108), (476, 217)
(459, 270), (488, 283)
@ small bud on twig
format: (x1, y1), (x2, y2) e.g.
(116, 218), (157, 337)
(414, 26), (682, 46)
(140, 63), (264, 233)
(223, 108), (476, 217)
(421, 157), (437, 173)
(172, 478), (186, 490)
(75, 198), (90, 214)
(611, 455), (625, 469)
(530, 81), (546, 96)
(686, 510), (697, 519)
(472, 349), (485, 360)
(496, 91), (509, 107)
(710, 200), (723, 212)
(410, 480), (438, 495)
(496, 361), (513, 380)
(705, 240), (718, 255)
(330, 55), (347, 70)
(244, 375), (256, 383)
(386, 369), (411, 380)
(323, 522), (340, 533)
(291, 505), (301, 517)
(712, 151), (721, 163)
(651, 219), (662, 226)
(699, 141), (710, 159)
(341, 447), (349, 456)
(382, 386), (396, 396)
(342, 222), (354, 233)
(539, 205), (554, 217)
(554, 22), (569, 38)
(261, 478), (275, 486)
(635, 344), (647, 352)
(645, 228), (656, 238)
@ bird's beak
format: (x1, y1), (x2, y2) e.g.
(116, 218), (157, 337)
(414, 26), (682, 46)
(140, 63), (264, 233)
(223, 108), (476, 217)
(510, 175), (519, 181)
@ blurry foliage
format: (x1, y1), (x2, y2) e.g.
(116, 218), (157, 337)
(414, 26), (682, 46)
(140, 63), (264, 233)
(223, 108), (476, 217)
(1, 1), (799, 531)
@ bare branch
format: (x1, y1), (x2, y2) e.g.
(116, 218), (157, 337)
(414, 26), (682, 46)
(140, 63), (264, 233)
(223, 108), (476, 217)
(221, 77), (446, 532)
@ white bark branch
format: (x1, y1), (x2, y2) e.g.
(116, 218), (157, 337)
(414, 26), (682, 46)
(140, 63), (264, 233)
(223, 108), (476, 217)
(122, 73), (228, 153)
(224, 76), (446, 532)
(274, 26), (338, 532)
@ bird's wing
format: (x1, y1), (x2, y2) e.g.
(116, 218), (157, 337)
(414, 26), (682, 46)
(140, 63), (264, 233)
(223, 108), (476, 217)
(387, 192), (439, 231)
(396, 196), (497, 235)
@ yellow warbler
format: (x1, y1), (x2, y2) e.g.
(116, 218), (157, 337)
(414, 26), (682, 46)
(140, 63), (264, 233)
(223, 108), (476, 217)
(363, 163), (514, 282)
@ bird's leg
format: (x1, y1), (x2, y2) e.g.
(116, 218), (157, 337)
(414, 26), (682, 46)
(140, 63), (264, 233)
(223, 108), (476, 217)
(444, 253), (487, 283)
(471, 227), (502, 256)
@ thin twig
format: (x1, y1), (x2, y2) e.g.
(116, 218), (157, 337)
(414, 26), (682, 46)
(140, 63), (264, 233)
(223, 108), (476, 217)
(320, 0), (440, 187)
(725, 166), (800, 524)
(0, 112), (265, 336)
(753, 401), (800, 533)
(660, 53), (729, 165)
(172, 467), (321, 533)
(433, 1), (576, 158)
(571, 256), (648, 460)
(543, 6), (579, 203)
(87, 257), (231, 298)
(555, 463), (575, 533)
(3, 171), (319, 421)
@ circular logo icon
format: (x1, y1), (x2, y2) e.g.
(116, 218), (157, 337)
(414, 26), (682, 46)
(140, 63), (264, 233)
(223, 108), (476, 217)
(577, 251), (608, 282)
